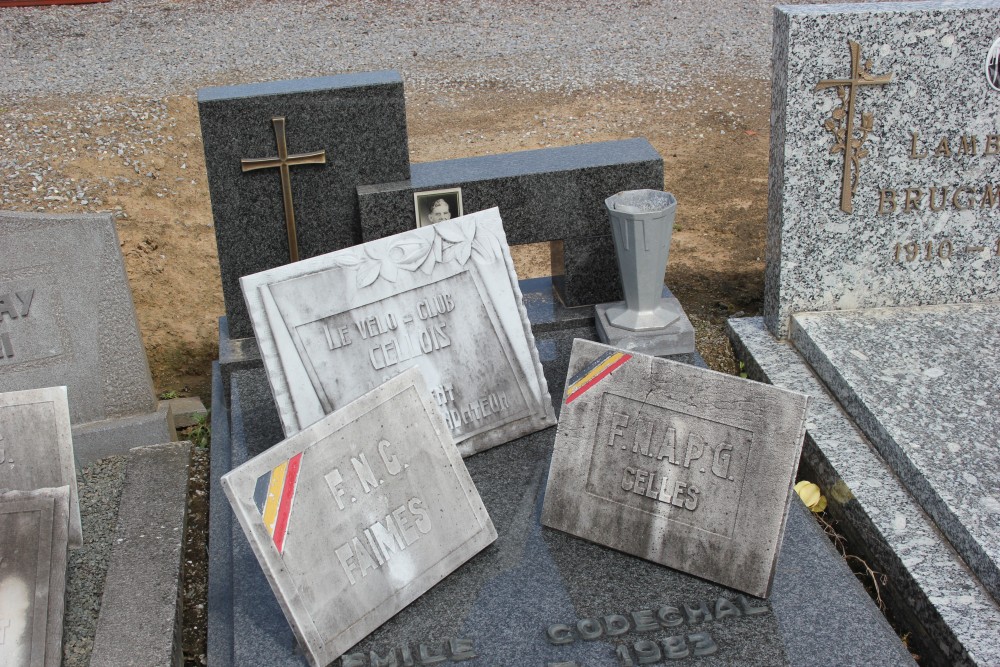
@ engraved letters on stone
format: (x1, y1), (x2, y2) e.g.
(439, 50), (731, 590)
(222, 368), (497, 667)
(242, 207), (556, 457)
(541, 339), (809, 598)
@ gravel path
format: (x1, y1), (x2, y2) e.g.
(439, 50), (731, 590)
(0, 0), (798, 100)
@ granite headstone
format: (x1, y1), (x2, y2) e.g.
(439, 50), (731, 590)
(0, 211), (173, 463)
(241, 207), (556, 456)
(765, 1), (1000, 337)
(198, 71), (411, 339)
(357, 139), (664, 307)
(0, 486), (70, 667)
(0, 386), (81, 547)
(221, 367), (497, 667)
(542, 339), (809, 598)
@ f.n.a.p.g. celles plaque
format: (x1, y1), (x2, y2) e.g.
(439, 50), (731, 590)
(541, 340), (809, 598)
(241, 207), (555, 457)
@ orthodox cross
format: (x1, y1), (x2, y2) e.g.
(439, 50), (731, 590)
(241, 117), (326, 263)
(815, 40), (893, 213)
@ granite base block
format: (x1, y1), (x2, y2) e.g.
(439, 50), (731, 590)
(595, 297), (695, 356)
(728, 316), (1000, 667)
(789, 304), (1000, 606)
(218, 315), (263, 405)
(71, 403), (176, 467)
(90, 441), (191, 667)
(207, 324), (914, 666)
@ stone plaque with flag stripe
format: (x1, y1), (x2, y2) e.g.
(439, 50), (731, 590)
(541, 339), (810, 598)
(222, 367), (496, 666)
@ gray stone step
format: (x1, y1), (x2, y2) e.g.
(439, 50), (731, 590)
(729, 316), (1000, 667)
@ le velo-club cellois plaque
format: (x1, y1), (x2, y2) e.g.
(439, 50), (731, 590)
(241, 207), (556, 457)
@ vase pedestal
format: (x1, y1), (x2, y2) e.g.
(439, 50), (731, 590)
(595, 287), (695, 356)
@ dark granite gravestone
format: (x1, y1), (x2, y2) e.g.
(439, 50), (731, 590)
(208, 277), (916, 666)
(357, 139), (663, 307)
(198, 71), (411, 339)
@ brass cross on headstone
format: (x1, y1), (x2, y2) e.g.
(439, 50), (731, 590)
(815, 40), (893, 213)
(241, 117), (326, 263)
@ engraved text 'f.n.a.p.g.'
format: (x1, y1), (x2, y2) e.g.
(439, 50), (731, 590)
(815, 40), (893, 214)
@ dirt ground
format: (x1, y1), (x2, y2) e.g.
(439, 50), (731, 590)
(34, 79), (771, 399)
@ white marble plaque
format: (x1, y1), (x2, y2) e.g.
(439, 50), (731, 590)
(541, 340), (809, 598)
(222, 368), (496, 667)
(766, 2), (1000, 337)
(242, 207), (556, 456)
(0, 486), (70, 667)
(0, 387), (81, 547)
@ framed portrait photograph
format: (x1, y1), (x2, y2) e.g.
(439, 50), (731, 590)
(414, 187), (463, 228)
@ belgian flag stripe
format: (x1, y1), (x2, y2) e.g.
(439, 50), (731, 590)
(565, 351), (631, 405)
(261, 461), (288, 535)
(271, 452), (303, 554)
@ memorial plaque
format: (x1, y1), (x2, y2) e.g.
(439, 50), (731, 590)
(0, 386), (81, 547)
(0, 486), (70, 667)
(221, 368), (497, 667)
(541, 339), (809, 598)
(765, 1), (1000, 337)
(242, 207), (556, 456)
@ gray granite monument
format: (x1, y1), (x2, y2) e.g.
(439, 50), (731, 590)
(241, 208), (556, 455)
(729, 3), (1000, 664)
(222, 367), (497, 667)
(0, 211), (174, 464)
(594, 189), (695, 356)
(542, 339), (809, 598)
(198, 71), (411, 339)
(766, 0), (1000, 338)
(357, 139), (664, 308)
(0, 486), (70, 667)
(0, 386), (81, 547)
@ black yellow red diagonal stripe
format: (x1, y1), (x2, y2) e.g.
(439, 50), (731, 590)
(565, 351), (632, 405)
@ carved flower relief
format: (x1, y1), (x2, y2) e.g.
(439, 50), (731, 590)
(332, 217), (502, 288)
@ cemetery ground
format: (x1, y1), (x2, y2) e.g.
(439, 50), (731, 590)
(7, 75), (776, 665)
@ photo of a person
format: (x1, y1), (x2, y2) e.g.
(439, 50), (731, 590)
(414, 188), (463, 228)
(988, 37), (1000, 91)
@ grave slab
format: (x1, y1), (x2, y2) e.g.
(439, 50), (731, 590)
(765, 1), (1000, 337)
(0, 486), (70, 667)
(89, 441), (192, 667)
(0, 211), (174, 462)
(222, 367), (497, 667)
(728, 315), (1000, 666)
(789, 303), (1000, 605)
(542, 339), (809, 598)
(241, 207), (556, 455)
(198, 71), (411, 339)
(357, 139), (664, 307)
(0, 386), (81, 547)
(207, 357), (915, 666)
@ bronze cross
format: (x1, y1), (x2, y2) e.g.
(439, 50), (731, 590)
(241, 117), (326, 263)
(815, 40), (893, 213)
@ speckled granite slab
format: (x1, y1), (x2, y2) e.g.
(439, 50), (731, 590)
(728, 315), (1000, 666)
(766, 2), (1000, 337)
(790, 303), (1000, 605)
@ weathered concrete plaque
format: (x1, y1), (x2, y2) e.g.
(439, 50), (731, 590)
(765, 2), (1000, 337)
(242, 207), (556, 456)
(541, 339), (809, 598)
(0, 386), (81, 547)
(0, 486), (70, 667)
(221, 367), (496, 667)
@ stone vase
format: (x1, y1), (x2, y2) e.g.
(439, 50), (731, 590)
(604, 189), (679, 331)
